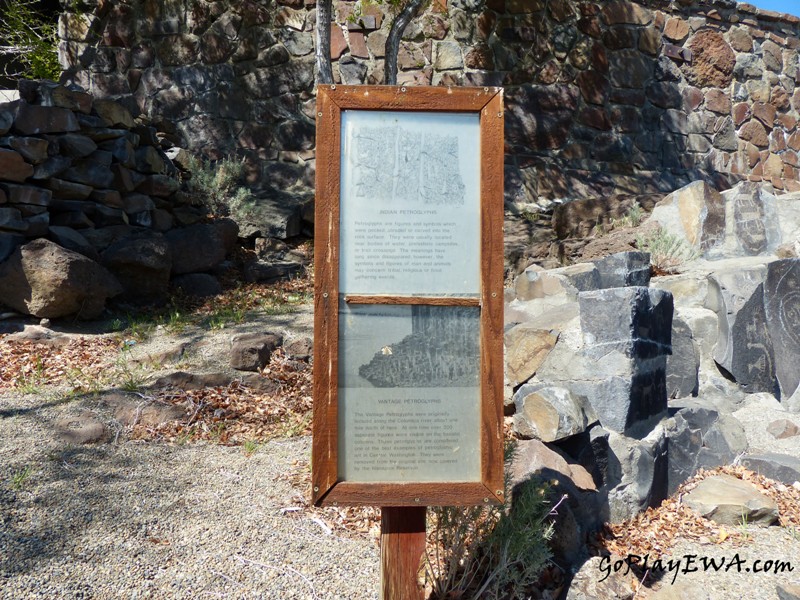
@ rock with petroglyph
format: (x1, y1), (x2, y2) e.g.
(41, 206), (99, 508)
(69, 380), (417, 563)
(708, 263), (778, 395)
(764, 259), (800, 403)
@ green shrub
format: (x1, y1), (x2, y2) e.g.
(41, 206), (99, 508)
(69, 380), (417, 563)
(0, 0), (60, 80)
(636, 228), (700, 274)
(424, 445), (555, 599)
(184, 154), (255, 218)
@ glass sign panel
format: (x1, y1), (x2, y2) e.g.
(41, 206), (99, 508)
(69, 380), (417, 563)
(339, 111), (481, 296)
(338, 303), (481, 483)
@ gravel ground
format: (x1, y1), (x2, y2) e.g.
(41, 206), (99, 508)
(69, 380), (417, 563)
(1, 305), (380, 600)
(0, 400), (379, 599)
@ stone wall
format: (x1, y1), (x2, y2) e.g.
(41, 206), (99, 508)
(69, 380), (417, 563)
(0, 79), (239, 316)
(57, 0), (800, 210)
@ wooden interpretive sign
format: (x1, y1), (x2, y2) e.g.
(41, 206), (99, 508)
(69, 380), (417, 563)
(312, 85), (504, 509)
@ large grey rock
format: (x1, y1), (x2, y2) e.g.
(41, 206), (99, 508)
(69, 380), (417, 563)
(165, 219), (238, 275)
(235, 195), (304, 239)
(665, 400), (747, 495)
(740, 453), (800, 485)
(677, 307), (720, 383)
(647, 180), (726, 255)
(18, 80), (92, 114)
(101, 232), (172, 303)
(515, 262), (600, 302)
(764, 259), (800, 400)
(684, 474), (779, 526)
(646, 271), (708, 308)
(504, 323), (559, 387)
(0, 238), (121, 319)
(93, 99), (134, 129)
(230, 332), (283, 371)
(513, 384), (593, 442)
(666, 316), (699, 399)
(0, 106), (13, 134)
(576, 287), (672, 433)
(606, 426), (668, 523)
(12, 102), (80, 135)
(708, 265), (777, 394)
(580, 287), (673, 359)
(98, 137), (135, 167)
(135, 146), (166, 174)
(590, 251), (651, 288)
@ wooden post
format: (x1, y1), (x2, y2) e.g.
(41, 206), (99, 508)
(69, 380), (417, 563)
(380, 507), (426, 600)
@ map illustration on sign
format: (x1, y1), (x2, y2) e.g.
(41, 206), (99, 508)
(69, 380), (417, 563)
(339, 111), (481, 296)
(351, 126), (467, 207)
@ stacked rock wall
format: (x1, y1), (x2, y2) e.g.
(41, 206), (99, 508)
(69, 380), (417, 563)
(56, 0), (800, 210)
(0, 79), (238, 317)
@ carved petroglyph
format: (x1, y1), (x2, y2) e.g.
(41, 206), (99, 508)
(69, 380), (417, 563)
(733, 184), (767, 255)
(728, 282), (777, 394)
(765, 259), (800, 399)
(351, 125), (466, 206)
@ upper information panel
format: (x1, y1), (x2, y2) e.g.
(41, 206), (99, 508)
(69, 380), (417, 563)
(339, 110), (481, 296)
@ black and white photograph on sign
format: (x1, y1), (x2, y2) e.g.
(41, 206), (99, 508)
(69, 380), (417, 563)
(339, 110), (481, 296)
(337, 303), (481, 483)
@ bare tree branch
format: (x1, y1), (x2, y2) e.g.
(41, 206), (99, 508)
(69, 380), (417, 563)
(315, 0), (334, 85)
(384, 0), (426, 85)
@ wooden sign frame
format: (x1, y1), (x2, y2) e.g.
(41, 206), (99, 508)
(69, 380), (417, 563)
(312, 85), (504, 507)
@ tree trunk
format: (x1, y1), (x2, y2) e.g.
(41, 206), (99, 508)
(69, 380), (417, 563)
(384, 0), (426, 85)
(315, 0), (334, 85)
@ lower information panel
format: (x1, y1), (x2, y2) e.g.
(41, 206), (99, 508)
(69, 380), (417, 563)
(337, 302), (481, 483)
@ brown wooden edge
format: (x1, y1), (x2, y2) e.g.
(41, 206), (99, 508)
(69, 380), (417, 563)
(317, 482), (502, 507)
(312, 85), (504, 508)
(480, 91), (506, 505)
(323, 84), (502, 112)
(312, 86), (341, 504)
